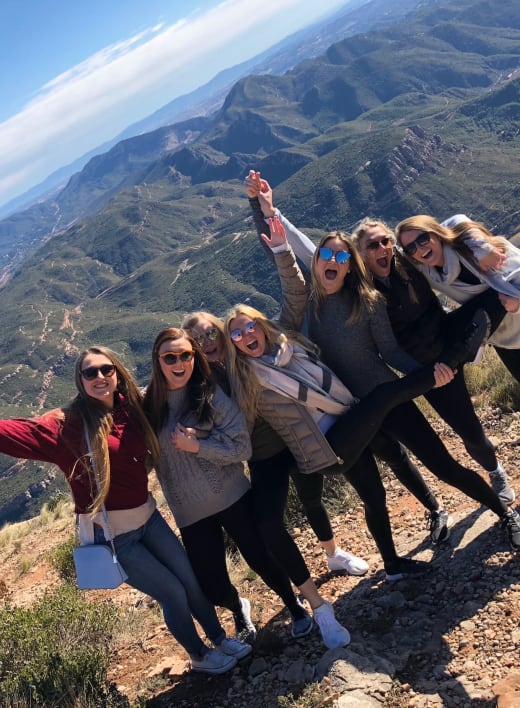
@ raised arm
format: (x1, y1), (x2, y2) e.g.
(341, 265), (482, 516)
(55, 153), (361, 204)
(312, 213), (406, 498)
(245, 170), (316, 269)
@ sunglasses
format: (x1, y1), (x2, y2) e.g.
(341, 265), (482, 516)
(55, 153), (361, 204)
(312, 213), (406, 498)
(318, 247), (351, 265)
(159, 351), (195, 365)
(193, 327), (219, 348)
(365, 236), (393, 251)
(230, 320), (256, 342)
(81, 364), (116, 381)
(402, 231), (431, 257)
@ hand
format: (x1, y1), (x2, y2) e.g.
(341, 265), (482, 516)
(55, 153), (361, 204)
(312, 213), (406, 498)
(478, 248), (506, 272)
(245, 169), (262, 198)
(260, 216), (287, 250)
(432, 362), (455, 388)
(172, 423), (200, 453)
(498, 293), (520, 312)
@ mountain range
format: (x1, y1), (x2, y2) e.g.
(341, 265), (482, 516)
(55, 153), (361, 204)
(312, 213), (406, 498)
(0, 0), (519, 523)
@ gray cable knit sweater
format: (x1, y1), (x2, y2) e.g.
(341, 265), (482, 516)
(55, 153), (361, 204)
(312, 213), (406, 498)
(156, 386), (251, 528)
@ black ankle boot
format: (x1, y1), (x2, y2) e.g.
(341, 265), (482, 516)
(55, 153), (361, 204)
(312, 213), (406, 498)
(440, 309), (490, 369)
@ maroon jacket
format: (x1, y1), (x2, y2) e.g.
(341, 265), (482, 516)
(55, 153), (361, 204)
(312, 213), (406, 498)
(0, 398), (149, 513)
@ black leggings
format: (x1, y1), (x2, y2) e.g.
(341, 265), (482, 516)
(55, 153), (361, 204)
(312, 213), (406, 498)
(180, 491), (298, 613)
(424, 369), (497, 470)
(251, 447), (397, 579)
(323, 365), (506, 518)
(250, 450), (318, 587)
(369, 431), (439, 512)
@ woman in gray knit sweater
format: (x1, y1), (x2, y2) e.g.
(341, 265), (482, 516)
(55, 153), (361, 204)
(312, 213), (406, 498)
(143, 327), (351, 650)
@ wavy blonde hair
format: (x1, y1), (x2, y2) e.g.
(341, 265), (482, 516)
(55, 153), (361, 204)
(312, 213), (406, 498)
(310, 231), (379, 322)
(223, 304), (317, 424)
(68, 346), (160, 515)
(395, 215), (508, 271)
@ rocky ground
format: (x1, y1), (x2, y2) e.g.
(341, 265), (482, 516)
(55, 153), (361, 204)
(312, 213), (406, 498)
(2, 405), (520, 707)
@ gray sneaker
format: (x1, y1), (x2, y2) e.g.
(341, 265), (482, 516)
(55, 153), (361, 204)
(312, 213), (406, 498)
(489, 466), (515, 505)
(191, 648), (237, 675)
(217, 637), (252, 660)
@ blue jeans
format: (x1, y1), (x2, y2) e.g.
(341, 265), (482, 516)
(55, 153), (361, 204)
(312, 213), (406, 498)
(96, 509), (225, 657)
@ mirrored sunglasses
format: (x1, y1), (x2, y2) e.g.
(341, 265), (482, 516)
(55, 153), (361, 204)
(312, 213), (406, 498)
(230, 320), (256, 342)
(159, 351), (194, 365)
(318, 247), (351, 264)
(365, 236), (393, 251)
(81, 364), (116, 381)
(193, 327), (219, 348)
(402, 231), (431, 257)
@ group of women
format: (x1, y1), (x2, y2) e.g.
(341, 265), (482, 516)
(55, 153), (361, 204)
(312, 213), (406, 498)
(0, 170), (519, 681)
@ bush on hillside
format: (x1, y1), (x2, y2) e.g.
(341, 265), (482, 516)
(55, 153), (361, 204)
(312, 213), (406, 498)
(0, 584), (124, 707)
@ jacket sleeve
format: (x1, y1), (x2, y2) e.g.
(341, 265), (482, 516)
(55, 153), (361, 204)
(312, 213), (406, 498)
(274, 209), (315, 271)
(196, 387), (252, 464)
(0, 414), (63, 464)
(273, 247), (311, 333)
(369, 300), (421, 374)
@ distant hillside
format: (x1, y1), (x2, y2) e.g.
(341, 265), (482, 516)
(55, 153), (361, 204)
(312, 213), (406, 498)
(0, 0), (519, 523)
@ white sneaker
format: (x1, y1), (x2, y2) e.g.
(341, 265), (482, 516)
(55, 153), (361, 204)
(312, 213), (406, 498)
(313, 601), (351, 649)
(217, 636), (253, 660)
(191, 648), (237, 675)
(327, 548), (369, 576)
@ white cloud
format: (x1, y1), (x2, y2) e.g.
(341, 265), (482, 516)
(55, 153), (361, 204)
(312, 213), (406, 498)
(0, 0), (340, 206)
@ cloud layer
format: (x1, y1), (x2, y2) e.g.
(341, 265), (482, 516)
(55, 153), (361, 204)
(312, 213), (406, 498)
(0, 0), (334, 207)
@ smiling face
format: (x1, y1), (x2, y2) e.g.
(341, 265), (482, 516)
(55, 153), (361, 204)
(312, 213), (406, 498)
(80, 353), (118, 408)
(158, 336), (195, 390)
(189, 316), (225, 363)
(360, 226), (395, 279)
(400, 229), (445, 268)
(314, 235), (351, 294)
(229, 315), (267, 358)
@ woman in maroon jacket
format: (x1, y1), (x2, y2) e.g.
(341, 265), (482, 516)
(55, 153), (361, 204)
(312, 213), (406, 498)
(0, 345), (250, 675)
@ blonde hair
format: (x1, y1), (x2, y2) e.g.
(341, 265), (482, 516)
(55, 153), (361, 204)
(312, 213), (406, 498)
(352, 217), (419, 303)
(223, 304), (317, 424)
(310, 231), (379, 322)
(70, 346), (160, 515)
(182, 311), (226, 341)
(395, 215), (508, 271)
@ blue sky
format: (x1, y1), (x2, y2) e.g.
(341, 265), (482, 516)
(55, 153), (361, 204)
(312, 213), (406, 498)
(0, 0), (347, 209)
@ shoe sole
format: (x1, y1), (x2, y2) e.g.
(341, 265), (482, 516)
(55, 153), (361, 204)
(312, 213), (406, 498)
(327, 563), (369, 576)
(192, 660), (237, 675)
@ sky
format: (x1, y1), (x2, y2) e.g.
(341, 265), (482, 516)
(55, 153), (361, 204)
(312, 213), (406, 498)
(0, 0), (348, 210)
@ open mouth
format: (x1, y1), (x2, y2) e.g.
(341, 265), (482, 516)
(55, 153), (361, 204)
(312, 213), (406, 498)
(324, 268), (337, 280)
(247, 340), (259, 351)
(376, 256), (389, 269)
(418, 247), (433, 260)
(171, 369), (186, 378)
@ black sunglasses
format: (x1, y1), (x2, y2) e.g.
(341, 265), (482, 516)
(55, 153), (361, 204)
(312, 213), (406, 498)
(402, 231), (431, 257)
(365, 236), (393, 251)
(193, 327), (219, 348)
(159, 351), (194, 365)
(81, 364), (116, 381)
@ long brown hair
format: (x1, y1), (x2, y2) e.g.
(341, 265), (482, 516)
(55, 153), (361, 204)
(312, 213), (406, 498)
(67, 346), (160, 514)
(143, 327), (214, 431)
(310, 231), (379, 322)
(395, 215), (508, 271)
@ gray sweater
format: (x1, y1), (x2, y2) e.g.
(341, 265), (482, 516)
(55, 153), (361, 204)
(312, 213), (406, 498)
(156, 386), (251, 528)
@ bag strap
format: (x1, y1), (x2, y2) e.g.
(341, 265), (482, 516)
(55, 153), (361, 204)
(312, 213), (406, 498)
(82, 419), (120, 561)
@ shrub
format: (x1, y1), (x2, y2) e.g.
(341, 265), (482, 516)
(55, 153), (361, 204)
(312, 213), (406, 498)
(0, 584), (123, 707)
(50, 534), (77, 584)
